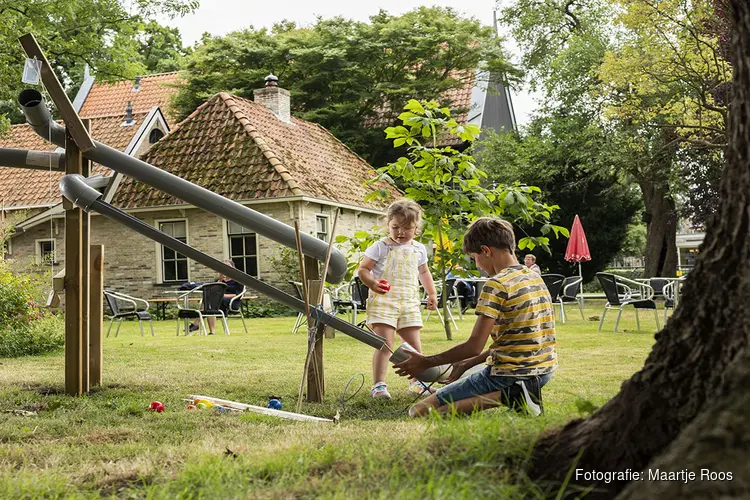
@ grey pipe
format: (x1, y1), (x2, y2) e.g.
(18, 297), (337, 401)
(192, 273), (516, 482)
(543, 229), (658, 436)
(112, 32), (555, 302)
(0, 147), (65, 171)
(18, 89), (348, 284)
(59, 174), (386, 350)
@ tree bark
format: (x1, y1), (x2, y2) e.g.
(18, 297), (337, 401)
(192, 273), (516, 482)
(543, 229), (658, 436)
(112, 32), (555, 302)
(530, 1), (750, 497)
(640, 181), (678, 278)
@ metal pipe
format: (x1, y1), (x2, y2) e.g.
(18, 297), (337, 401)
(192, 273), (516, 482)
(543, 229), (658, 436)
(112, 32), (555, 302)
(0, 147), (65, 171)
(19, 89), (348, 284)
(59, 174), (386, 350)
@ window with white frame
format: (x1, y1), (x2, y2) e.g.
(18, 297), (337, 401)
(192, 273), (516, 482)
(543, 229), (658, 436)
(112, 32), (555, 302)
(227, 221), (258, 276)
(36, 239), (56, 264)
(159, 220), (188, 282)
(316, 214), (329, 241)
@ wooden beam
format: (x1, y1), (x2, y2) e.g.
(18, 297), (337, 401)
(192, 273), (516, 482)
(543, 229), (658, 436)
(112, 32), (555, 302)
(64, 127), (83, 396)
(18, 33), (95, 152)
(89, 245), (104, 387)
(80, 119), (91, 393)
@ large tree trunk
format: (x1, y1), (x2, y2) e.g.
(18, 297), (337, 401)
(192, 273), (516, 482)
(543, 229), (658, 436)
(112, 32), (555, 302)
(640, 181), (678, 278)
(529, 2), (750, 497)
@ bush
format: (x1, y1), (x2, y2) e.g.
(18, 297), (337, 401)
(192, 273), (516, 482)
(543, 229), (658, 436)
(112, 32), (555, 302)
(0, 315), (64, 357)
(244, 298), (296, 318)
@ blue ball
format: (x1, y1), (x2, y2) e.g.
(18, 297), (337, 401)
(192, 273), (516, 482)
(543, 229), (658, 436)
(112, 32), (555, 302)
(267, 399), (282, 410)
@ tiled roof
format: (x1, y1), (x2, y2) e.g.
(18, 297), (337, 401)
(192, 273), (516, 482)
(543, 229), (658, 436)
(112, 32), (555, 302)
(112, 92), (400, 210)
(79, 72), (181, 124)
(364, 70), (476, 146)
(0, 113), (148, 208)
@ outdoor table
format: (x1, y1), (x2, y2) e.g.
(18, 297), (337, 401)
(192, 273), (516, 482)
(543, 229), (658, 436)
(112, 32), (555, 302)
(165, 290), (202, 335)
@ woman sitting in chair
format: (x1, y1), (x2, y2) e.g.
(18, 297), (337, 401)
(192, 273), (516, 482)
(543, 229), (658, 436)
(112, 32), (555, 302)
(189, 259), (243, 334)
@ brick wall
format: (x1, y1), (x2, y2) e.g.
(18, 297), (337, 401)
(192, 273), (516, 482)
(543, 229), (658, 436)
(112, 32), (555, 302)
(8, 200), (383, 301)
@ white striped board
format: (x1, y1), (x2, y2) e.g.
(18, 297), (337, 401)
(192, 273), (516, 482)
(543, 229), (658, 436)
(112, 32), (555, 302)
(188, 395), (333, 423)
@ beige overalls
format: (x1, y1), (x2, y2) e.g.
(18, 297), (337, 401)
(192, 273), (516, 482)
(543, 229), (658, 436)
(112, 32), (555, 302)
(366, 240), (423, 330)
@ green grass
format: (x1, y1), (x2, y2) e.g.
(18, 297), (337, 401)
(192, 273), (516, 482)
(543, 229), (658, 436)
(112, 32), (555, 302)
(0, 301), (662, 498)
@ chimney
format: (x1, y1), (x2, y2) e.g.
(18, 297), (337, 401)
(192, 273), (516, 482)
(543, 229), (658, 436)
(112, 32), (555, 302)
(253, 73), (291, 124)
(121, 101), (135, 126)
(132, 75), (141, 92)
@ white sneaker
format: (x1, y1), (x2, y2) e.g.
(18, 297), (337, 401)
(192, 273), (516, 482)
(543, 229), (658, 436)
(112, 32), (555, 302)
(370, 382), (391, 400)
(409, 379), (435, 395)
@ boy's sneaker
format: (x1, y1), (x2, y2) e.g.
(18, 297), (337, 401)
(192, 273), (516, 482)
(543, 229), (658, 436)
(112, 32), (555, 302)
(504, 377), (543, 417)
(408, 379), (435, 395)
(370, 382), (391, 400)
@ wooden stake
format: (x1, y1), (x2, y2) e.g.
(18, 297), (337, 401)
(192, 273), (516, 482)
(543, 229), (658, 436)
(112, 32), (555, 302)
(80, 119), (91, 393)
(318, 210), (339, 339)
(89, 245), (104, 386)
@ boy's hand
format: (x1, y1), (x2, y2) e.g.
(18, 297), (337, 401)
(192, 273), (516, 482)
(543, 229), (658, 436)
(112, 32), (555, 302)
(368, 279), (389, 295)
(443, 361), (469, 384)
(425, 294), (438, 310)
(393, 351), (432, 378)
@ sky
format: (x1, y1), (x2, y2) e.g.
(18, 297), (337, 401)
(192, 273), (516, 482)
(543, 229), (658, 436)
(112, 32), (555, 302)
(162, 0), (539, 125)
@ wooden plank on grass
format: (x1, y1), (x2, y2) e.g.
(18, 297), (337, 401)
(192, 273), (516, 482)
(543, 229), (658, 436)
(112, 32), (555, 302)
(188, 395), (333, 423)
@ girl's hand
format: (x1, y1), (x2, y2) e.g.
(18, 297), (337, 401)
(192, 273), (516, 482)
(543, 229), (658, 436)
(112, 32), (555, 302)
(425, 294), (438, 310)
(368, 279), (390, 295)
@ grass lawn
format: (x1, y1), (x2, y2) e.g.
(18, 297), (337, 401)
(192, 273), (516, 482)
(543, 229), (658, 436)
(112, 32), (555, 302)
(0, 301), (662, 498)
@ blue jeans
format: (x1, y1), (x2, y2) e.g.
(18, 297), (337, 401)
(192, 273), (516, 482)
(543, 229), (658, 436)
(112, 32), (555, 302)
(435, 366), (553, 406)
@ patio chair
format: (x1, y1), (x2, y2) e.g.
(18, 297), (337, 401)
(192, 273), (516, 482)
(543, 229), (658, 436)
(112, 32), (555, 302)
(662, 280), (677, 324)
(104, 290), (154, 338)
(596, 273), (660, 333)
(332, 277), (368, 325)
(225, 286), (248, 333)
(559, 276), (585, 321)
(541, 274), (565, 323)
(425, 279), (461, 329)
(176, 282), (230, 335)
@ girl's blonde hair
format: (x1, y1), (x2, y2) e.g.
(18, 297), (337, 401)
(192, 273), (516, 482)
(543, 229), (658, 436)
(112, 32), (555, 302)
(386, 199), (423, 231)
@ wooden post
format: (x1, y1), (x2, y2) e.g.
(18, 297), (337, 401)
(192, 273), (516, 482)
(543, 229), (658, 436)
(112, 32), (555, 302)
(64, 127), (83, 396)
(89, 245), (104, 386)
(305, 256), (324, 402)
(80, 119), (91, 392)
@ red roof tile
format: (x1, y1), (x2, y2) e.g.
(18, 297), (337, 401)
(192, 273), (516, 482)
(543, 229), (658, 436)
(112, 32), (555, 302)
(79, 72), (181, 124)
(0, 113), (148, 208)
(112, 93), (400, 210)
(364, 70), (476, 146)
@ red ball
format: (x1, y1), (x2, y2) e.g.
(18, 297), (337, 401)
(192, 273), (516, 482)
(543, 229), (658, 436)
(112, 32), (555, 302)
(186, 404), (197, 410)
(379, 279), (391, 292)
(148, 401), (165, 412)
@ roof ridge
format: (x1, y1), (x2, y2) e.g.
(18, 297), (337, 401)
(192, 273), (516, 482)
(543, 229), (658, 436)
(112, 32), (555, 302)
(217, 92), (303, 196)
(80, 110), (150, 120)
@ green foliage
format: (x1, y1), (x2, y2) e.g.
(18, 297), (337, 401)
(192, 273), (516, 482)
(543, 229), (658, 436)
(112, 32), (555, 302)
(267, 246), (301, 288)
(0, 0), (197, 128)
(173, 7), (518, 166)
(476, 116), (643, 282)
(0, 315), (64, 358)
(242, 298), (296, 318)
(0, 260), (60, 358)
(137, 20), (192, 73)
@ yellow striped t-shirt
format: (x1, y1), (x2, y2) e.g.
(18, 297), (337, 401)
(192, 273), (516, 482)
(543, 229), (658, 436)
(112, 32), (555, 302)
(475, 265), (557, 376)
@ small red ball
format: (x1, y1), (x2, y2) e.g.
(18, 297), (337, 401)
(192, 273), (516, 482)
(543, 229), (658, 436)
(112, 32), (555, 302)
(379, 279), (391, 292)
(148, 401), (165, 412)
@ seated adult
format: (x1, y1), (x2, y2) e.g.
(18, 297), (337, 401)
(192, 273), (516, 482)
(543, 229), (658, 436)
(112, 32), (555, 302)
(446, 266), (476, 312)
(189, 260), (243, 335)
(524, 254), (542, 275)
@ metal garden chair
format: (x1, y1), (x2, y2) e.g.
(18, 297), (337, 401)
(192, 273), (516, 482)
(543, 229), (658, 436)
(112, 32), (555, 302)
(176, 282), (230, 335)
(596, 273), (660, 333)
(104, 290), (154, 338)
(541, 274), (565, 323)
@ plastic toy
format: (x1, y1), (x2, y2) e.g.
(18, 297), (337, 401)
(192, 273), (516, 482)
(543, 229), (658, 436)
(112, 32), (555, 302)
(196, 403), (208, 409)
(148, 401), (165, 412)
(193, 399), (215, 408)
(186, 404), (197, 410)
(267, 398), (283, 410)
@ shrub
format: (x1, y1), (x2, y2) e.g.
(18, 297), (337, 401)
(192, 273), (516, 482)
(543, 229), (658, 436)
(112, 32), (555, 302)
(0, 315), (64, 357)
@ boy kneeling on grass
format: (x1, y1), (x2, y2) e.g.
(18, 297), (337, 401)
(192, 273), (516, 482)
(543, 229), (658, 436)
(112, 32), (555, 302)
(394, 217), (557, 417)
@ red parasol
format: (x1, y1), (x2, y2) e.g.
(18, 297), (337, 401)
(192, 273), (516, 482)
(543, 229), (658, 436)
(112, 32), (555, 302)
(564, 215), (591, 279)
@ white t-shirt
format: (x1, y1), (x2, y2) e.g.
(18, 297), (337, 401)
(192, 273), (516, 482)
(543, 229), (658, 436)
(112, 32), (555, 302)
(364, 239), (428, 279)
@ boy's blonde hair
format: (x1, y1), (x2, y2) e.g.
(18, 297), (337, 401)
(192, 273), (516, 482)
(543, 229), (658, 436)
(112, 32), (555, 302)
(386, 199), (423, 231)
(462, 217), (515, 254)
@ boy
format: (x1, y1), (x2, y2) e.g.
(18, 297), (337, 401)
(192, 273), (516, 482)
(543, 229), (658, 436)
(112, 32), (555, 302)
(394, 217), (557, 417)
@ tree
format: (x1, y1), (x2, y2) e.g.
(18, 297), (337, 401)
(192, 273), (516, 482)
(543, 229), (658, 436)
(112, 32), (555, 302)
(172, 7), (518, 167)
(137, 20), (191, 73)
(529, 1), (750, 496)
(361, 100), (566, 339)
(476, 115), (642, 281)
(0, 0), (197, 129)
